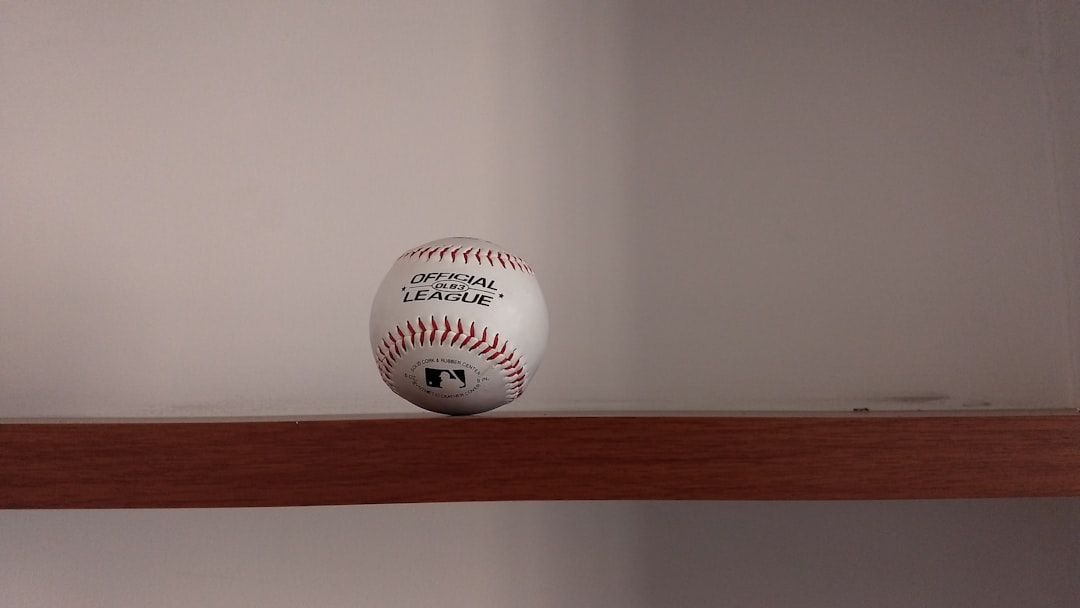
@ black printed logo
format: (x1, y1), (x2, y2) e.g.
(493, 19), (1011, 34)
(425, 368), (467, 389)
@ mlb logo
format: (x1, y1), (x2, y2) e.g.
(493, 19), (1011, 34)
(425, 368), (467, 389)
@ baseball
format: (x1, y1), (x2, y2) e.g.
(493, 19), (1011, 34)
(370, 237), (548, 415)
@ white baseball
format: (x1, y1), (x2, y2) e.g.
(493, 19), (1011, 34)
(370, 237), (548, 415)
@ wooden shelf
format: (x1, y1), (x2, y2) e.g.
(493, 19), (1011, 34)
(3, 412), (1079, 508)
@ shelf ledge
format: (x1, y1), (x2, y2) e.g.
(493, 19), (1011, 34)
(3, 412), (1079, 508)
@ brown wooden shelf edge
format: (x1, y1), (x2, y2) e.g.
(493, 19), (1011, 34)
(3, 413), (1079, 508)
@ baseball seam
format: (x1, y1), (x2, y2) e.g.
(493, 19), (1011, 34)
(376, 315), (528, 400)
(398, 245), (534, 274)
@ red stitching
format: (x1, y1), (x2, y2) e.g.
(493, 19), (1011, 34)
(398, 244), (535, 274)
(405, 320), (417, 347)
(374, 317), (531, 402)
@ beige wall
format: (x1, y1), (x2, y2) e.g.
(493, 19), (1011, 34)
(2, 0), (1075, 417)
(2, 1), (1078, 606)
(4, 500), (1078, 607)
(1045, 0), (1080, 406)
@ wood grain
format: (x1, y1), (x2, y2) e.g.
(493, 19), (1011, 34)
(2, 413), (1079, 508)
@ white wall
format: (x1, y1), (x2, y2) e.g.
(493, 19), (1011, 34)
(2, 1), (1078, 606)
